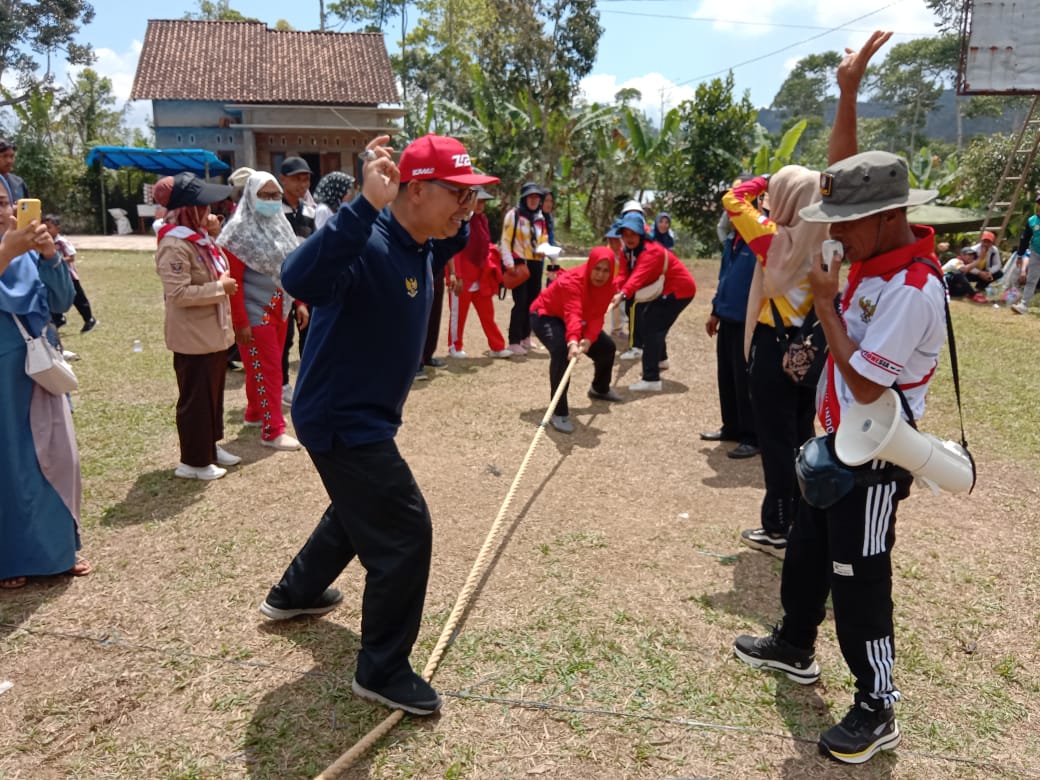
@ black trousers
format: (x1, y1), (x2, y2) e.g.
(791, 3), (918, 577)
(636, 294), (691, 382)
(71, 279), (93, 324)
(716, 318), (756, 445)
(972, 269), (1003, 293)
(748, 322), (816, 534)
(530, 313), (615, 417)
(281, 309), (308, 387)
(508, 259), (544, 344)
(266, 438), (432, 686)
(421, 272), (446, 366)
(172, 351), (227, 467)
(780, 464), (912, 709)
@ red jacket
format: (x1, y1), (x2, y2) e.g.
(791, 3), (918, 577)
(530, 246), (616, 342)
(618, 240), (696, 300)
(452, 212), (501, 296)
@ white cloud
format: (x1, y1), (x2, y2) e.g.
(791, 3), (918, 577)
(65, 40), (151, 134)
(579, 73), (699, 127)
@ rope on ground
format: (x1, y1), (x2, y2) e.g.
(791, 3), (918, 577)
(315, 347), (588, 779)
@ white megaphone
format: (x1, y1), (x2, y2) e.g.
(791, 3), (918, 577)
(835, 389), (975, 495)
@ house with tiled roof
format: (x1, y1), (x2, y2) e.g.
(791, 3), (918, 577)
(131, 19), (403, 179)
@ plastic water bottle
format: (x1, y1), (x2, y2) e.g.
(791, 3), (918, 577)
(132, 339), (143, 353)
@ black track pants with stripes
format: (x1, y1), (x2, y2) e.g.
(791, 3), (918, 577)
(778, 466), (913, 709)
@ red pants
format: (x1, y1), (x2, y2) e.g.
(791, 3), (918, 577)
(243, 317), (288, 441)
(447, 287), (505, 352)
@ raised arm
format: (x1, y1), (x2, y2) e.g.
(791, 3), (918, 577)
(829, 31), (892, 165)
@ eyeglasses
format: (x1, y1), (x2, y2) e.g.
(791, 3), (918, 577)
(428, 179), (478, 206)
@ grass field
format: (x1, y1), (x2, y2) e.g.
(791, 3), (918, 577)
(1, 248), (1038, 780)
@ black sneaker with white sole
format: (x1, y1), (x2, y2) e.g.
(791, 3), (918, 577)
(352, 669), (443, 716)
(740, 527), (787, 558)
(819, 702), (900, 764)
(733, 625), (821, 684)
(259, 587), (343, 620)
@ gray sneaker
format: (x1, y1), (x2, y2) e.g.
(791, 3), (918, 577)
(259, 587), (343, 620)
(550, 415), (575, 433)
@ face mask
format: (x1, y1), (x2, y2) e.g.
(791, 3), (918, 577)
(254, 199), (282, 218)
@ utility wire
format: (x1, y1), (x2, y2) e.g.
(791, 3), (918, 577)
(600, 7), (930, 36)
(675, 0), (905, 85)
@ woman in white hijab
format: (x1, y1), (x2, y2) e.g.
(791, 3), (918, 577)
(218, 171), (303, 451)
(722, 166), (830, 558)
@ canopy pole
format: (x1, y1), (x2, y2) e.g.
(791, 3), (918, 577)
(99, 154), (107, 236)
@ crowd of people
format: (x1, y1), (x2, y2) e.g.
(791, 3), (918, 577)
(1, 28), (1027, 768)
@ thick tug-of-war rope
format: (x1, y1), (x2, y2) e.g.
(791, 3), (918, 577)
(316, 307), (611, 779)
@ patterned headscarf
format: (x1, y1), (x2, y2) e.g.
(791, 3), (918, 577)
(313, 171), (355, 210)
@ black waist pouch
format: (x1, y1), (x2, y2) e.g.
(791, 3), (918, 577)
(795, 435), (911, 509)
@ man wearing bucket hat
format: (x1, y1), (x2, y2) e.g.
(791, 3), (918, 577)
(260, 134), (498, 717)
(733, 32), (949, 765)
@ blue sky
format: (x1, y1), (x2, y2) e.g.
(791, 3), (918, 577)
(51, 0), (941, 132)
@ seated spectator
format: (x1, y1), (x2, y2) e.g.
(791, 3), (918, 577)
(965, 230), (1003, 301)
(944, 247), (977, 298)
(530, 246), (622, 433)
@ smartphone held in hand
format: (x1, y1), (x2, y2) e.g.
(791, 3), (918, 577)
(16, 198), (41, 230)
(821, 239), (844, 272)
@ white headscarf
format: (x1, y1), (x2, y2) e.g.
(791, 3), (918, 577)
(217, 171), (299, 286)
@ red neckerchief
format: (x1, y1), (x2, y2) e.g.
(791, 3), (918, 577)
(819, 224), (940, 433)
(841, 224), (939, 310)
(158, 224), (229, 280)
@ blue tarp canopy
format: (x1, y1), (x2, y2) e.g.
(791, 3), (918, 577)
(85, 146), (230, 177)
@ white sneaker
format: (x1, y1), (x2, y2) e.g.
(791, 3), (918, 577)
(1011, 302), (1028, 315)
(550, 415), (575, 433)
(659, 360), (670, 371)
(629, 379), (662, 392)
(448, 348), (468, 359)
(508, 343), (527, 355)
(489, 348), (514, 358)
(174, 463), (227, 480)
(215, 446), (241, 466)
(243, 417), (262, 428)
(261, 433), (302, 451)
(62, 349), (80, 361)
(619, 347), (643, 360)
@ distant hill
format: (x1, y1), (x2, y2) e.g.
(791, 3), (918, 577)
(756, 89), (1028, 143)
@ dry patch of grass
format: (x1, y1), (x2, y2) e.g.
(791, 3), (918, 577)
(1, 250), (1038, 779)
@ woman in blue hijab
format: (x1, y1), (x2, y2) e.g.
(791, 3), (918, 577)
(0, 180), (90, 589)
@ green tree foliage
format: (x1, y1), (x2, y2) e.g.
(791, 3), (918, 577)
(3, 68), (135, 230)
(867, 35), (959, 157)
(184, 0), (259, 22)
(656, 73), (756, 248)
(746, 119), (807, 175)
(958, 133), (1040, 234)
(0, 0), (94, 101)
(327, 0), (401, 31)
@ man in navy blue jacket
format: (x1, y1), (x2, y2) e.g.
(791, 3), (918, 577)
(702, 202), (759, 459)
(259, 134), (499, 716)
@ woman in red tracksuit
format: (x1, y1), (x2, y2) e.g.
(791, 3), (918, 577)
(446, 190), (512, 359)
(529, 246), (622, 434)
(611, 211), (696, 391)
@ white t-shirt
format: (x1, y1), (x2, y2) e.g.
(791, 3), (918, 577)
(819, 265), (946, 433)
(969, 243), (1001, 274)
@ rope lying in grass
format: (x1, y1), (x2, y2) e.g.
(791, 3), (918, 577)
(3, 621), (1036, 777)
(315, 352), (584, 779)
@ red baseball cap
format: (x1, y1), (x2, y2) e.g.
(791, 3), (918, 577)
(398, 134), (499, 186)
(981, 230), (996, 242)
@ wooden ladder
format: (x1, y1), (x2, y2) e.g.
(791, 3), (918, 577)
(981, 94), (1040, 244)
